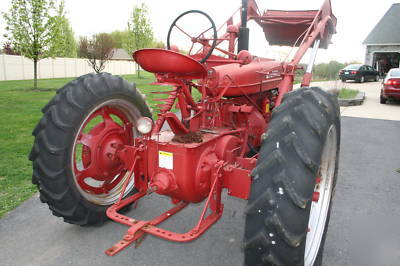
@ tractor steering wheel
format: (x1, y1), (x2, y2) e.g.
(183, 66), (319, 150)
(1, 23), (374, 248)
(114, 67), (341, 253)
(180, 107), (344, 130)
(167, 10), (217, 64)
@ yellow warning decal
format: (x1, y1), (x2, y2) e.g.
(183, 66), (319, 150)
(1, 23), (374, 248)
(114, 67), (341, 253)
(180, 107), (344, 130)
(159, 151), (172, 157)
(158, 151), (173, 169)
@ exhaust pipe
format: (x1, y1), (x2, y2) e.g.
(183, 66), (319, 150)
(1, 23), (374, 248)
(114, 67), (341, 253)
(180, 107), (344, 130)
(238, 0), (249, 52)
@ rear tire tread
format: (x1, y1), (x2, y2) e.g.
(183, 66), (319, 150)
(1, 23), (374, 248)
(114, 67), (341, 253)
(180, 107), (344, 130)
(271, 170), (308, 209)
(266, 213), (305, 248)
(244, 87), (340, 265)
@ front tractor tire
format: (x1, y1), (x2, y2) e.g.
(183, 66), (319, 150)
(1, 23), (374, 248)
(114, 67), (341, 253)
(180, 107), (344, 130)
(244, 87), (340, 265)
(29, 73), (151, 226)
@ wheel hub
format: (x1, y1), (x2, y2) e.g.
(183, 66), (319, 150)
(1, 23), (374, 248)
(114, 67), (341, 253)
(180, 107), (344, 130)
(95, 131), (126, 179)
(81, 121), (128, 181)
(74, 105), (135, 197)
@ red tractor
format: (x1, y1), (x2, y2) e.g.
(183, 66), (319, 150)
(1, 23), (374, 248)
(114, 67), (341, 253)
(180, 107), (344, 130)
(30, 0), (339, 265)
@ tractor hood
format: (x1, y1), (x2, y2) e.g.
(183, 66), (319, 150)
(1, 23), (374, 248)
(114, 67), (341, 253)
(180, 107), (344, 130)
(210, 58), (284, 97)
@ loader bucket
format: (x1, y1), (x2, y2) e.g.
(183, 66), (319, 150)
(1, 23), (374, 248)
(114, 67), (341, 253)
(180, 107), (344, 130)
(253, 0), (336, 48)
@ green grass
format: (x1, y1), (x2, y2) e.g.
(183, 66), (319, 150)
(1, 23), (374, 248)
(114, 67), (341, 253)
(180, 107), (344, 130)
(338, 87), (359, 99)
(0, 71), (175, 218)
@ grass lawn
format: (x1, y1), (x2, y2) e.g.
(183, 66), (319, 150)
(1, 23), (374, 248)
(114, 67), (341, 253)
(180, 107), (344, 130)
(338, 87), (359, 99)
(0, 71), (175, 218)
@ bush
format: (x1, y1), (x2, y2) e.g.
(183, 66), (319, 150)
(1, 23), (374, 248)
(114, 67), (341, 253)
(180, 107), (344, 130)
(313, 61), (346, 80)
(295, 61), (346, 81)
(338, 88), (359, 99)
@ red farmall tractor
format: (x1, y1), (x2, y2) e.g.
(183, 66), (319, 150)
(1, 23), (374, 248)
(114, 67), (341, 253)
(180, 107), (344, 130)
(30, 0), (339, 265)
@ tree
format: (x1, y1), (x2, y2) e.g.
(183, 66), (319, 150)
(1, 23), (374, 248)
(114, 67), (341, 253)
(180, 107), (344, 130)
(78, 33), (114, 73)
(53, 1), (77, 57)
(314, 61), (345, 80)
(124, 3), (154, 78)
(152, 39), (165, 49)
(3, 0), (61, 89)
(110, 30), (129, 49)
(2, 42), (21, 55)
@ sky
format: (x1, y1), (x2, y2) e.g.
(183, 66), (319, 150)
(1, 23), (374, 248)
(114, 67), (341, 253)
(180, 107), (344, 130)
(0, 0), (399, 64)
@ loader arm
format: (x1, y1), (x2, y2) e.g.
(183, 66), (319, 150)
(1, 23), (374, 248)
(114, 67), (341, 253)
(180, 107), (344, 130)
(250, 0), (337, 105)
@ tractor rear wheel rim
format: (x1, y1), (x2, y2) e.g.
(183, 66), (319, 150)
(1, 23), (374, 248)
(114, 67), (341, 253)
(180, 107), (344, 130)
(304, 125), (337, 265)
(71, 99), (142, 205)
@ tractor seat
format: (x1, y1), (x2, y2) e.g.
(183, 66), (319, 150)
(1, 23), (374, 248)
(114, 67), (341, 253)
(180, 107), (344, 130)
(133, 49), (207, 79)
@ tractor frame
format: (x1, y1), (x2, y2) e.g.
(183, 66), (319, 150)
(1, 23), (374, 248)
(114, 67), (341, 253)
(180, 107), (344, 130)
(101, 0), (337, 256)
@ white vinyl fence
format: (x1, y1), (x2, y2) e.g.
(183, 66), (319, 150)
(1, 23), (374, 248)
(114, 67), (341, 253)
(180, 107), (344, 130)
(0, 54), (136, 81)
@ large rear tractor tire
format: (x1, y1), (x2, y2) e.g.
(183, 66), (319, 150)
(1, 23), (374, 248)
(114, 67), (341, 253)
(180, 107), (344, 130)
(29, 73), (151, 226)
(244, 87), (340, 265)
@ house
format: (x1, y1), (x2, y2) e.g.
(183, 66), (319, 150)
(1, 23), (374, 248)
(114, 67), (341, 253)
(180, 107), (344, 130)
(110, 48), (133, 61)
(363, 3), (400, 75)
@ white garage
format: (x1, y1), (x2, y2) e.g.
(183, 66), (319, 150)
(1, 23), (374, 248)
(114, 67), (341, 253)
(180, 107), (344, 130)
(363, 3), (400, 76)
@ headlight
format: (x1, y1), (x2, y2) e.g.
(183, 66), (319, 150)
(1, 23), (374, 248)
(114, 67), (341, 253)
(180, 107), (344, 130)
(136, 117), (153, 134)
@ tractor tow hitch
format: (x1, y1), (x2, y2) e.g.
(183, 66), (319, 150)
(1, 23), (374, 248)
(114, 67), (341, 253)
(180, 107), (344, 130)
(105, 161), (226, 256)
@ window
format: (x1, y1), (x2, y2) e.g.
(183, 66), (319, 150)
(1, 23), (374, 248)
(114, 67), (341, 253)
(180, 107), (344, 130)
(344, 64), (362, 70)
(389, 69), (400, 77)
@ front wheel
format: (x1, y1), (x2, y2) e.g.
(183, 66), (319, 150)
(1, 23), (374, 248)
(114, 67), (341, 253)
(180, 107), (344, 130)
(244, 87), (340, 265)
(380, 94), (387, 104)
(29, 73), (151, 225)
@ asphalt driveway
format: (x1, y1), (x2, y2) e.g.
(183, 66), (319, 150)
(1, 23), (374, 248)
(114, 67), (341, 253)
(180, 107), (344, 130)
(296, 79), (400, 120)
(1, 80), (400, 266)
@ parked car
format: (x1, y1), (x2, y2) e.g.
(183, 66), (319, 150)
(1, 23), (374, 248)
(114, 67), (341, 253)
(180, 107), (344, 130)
(380, 68), (400, 104)
(339, 64), (380, 83)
